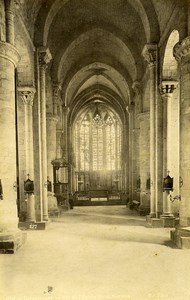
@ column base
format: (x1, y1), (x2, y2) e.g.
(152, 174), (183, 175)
(0, 230), (27, 254)
(18, 221), (46, 230)
(146, 215), (163, 228)
(160, 215), (175, 228)
(171, 227), (190, 249)
(146, 215), (176, 228)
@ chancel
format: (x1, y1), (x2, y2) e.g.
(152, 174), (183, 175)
(0, 0), (190, 254)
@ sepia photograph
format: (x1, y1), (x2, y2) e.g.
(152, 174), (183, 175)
(0, 0), (190, 299)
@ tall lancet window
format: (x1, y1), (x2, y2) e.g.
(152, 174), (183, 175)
(105, 113), (115, 170)
(74, 106), (121, 172)
(80, 115), (90, 171)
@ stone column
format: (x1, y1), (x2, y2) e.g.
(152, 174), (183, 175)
(46, 113), (58, 184)
(142, 44), (159, 217)
(122, 122), (128, 194)
(62, 106), (69, 161)
(38, 47), (52, 221)
(0, 1), (6, 42)
(137, 112), (150, 215)
(126, 103), (135, 207)
(159, 82), (178, 226)
(4, 0), (14, 45)
(132, 81), (142, 203)
(56, 129), (63, 158)
(174, 37), (190, 227)
(0, 42), (20, 231)
(17, 87), (36, 222)
(52, 82), (61, 116)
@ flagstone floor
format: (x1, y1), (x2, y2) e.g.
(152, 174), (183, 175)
(0, 206), (190, 300)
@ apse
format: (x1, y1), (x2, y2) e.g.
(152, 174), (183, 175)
(73, 102), (122, 193)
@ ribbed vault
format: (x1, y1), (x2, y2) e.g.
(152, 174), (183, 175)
(33, 0), (161, 167)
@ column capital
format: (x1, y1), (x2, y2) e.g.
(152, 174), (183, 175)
(0, 41), (20, 66)
(173, 36), (190, 62)
(38, 47), (52, 70)
(17, 86), (36, 106)
(159, 81), (178, 99)
(142, 44), (157, 66)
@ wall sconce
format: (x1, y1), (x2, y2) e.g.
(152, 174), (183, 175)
(24, 174), (34, 194)
(0, 179), (3, 200)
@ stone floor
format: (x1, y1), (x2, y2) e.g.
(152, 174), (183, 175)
(1, 206), (190, 300)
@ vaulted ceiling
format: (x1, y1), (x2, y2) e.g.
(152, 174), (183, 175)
(18, 0), (183, 122)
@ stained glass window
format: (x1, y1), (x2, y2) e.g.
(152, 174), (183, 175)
(74, 107), (121, 172)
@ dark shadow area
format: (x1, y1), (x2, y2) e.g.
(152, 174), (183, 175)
(163, 240), (179, 249)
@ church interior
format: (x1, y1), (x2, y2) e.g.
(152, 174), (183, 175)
(1, 0), (190, 298)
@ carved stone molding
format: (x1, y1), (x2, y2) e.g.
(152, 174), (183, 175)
(38, 47), (52, 70)
(173, 36), (190, 62)
(0, 41), (20, 66)
(142, 44), (157, 67)
(17, 86), (36, 106)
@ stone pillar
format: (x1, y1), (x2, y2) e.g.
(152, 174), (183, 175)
(188, 0), (190, 35)
(68, 124), (75, 194)
(142, 44), (160, 218)
(56, 129), (63, 158)
(174, 37), (190, 227)
(132, 81), (142, 203)
(46, 113), (58, 184)
(38, 47), (52, 221)
(4, 0), (14, 45)
(137, 112), (150, 215)
(159, 82), (178, 226)
(123, 122), (128, 193)
(0, 1), (6, 42)
(0, 41), (20, 231)
(17, 87), (36, 222)
(126, 103), (135, 207)
(62, 106), (69, 161)
(52, 83), (61, 116)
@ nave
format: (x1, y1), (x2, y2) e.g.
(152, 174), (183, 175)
(1, 206), (190, 300)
